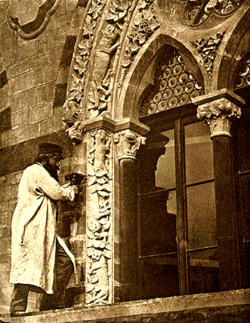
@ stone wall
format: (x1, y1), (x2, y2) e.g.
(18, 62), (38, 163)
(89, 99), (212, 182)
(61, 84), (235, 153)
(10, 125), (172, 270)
(0, 0), (87, 313)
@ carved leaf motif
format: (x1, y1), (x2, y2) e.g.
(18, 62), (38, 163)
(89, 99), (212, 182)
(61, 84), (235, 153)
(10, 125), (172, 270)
(192, 32), (225, 74)
(119, 0), (159, 88)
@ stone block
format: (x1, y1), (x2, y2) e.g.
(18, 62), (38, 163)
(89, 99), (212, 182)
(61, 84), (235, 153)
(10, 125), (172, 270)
(0, 8), (7, 25)
(57, 66), (70, 84)
(2, 47), (16, 68)
(8, 58), (37, 79)
(11, 88), (37, 113)
(53, 106), (64, 132)
(0, 86), (10, 111)
(46, 64), (58, 82)
(12, 123), (40, 145)
(10, 71), (35, 95)
(36, 85), (48, 105)
(37, 37), (48, 55)
(36, 53), (50, 68)
(39, 118), (53, 137)
(15, 40), (39, 63)
(1, 35), (18, 53)
(47, 30), (67, 50)
(12, 109), (29, 129)
(0, 21), (16, 42)
(34, 67), (47, 86)
(0, 129), (11, 148)
(55, 11), (73, 30)
(0, 107), (11, 133)
(29, 104), (50, 124)
(55, 0), (67, 17)
(66, 0), (79, 12)
(47, 45), (64, 64)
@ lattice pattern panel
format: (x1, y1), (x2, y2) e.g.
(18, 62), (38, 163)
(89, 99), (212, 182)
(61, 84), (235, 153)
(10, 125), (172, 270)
(234, 54), (250, 89)
(139, 52), (203, 117)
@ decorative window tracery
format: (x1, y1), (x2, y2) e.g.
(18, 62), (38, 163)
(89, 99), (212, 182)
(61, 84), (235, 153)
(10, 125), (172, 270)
(234, 53), (250, 89)
(139, 51), (203, 117)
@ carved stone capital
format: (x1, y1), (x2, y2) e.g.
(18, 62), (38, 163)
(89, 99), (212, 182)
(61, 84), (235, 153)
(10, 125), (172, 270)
(193, 89), (245, 138)
(197, 97), (241, 137)
(114, 129), (146, 160)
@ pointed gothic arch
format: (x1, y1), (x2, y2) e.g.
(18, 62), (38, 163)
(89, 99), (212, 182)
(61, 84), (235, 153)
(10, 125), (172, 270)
(117, 34), (204, 121)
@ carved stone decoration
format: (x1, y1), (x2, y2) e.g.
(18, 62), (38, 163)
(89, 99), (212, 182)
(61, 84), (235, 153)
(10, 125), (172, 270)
(62, 0), (107, 134)
(182, 0), (243, 27)
(192, 31), (225, 74)
(66, 121), (85, 145)
(86, 129), (113, 305)
(234, 53), (250, 89)
(86, 24), (120, 118)
(114, 129), (146, 160)
(8, 0), (61, 39)
(118, 0), (160, 88)
(140, 50), (203, 117)
(63, 0), (134, 141)
(197, 97), (241, 137)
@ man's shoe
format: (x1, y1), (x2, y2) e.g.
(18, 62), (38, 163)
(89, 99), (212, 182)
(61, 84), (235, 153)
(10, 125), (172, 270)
(10, 310), (26, 317)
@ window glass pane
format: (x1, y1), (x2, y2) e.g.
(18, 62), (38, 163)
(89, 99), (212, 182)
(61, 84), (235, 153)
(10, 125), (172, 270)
(187, 182), (217, 250)
(185, 122), (213, 185)
(187, 182), (219, 294)
(155, 129), (175, 190)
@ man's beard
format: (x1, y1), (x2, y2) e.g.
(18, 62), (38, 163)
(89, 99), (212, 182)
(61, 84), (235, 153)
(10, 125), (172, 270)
(44, 160), (59, 181)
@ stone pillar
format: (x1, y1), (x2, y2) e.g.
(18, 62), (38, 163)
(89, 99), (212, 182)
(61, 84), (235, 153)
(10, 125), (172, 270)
(85, 127), (113, 305)
(81, 116), (148, 305)
(194, 89), (245, 291)
(114, 129), (146, 301)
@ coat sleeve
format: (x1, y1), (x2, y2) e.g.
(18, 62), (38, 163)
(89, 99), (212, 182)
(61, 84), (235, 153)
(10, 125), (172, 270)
(36, 168), (76, 201)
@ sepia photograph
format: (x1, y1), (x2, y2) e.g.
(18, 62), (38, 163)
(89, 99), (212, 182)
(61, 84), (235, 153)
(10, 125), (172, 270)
(0, 0), (250, 321)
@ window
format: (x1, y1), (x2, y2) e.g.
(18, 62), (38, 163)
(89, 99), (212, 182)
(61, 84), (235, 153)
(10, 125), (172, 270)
(137, 111), (219, 299)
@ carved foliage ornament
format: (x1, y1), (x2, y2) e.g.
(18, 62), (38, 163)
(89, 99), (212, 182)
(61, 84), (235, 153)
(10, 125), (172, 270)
(119, 0), (160, 88)
(197, 97), (241, 137)
(182, 0), (243, 27)
(63, 0), (134, 139)
(192, 31), (225, 74)
(8, 0), (61, 39)
(86, 129), (112, 305)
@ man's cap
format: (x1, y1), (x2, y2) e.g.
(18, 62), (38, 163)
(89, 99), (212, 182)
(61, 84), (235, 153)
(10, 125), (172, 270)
(38, 143), (63, 157)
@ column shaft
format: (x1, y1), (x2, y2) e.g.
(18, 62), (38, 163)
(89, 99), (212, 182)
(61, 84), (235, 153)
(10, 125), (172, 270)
(119, 158), (139, 301)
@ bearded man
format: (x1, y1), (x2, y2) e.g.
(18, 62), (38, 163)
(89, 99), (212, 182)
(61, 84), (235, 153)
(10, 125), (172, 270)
(9, 143), (78, 317)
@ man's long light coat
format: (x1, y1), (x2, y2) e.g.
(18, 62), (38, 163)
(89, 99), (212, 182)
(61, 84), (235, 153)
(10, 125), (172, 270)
(10, 163), (75, 294)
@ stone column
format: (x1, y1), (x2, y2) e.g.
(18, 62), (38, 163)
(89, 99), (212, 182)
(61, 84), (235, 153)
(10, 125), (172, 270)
(194, 89), (245, 291)
(114, 129), (147, 301)
(82, 116), (148, 305)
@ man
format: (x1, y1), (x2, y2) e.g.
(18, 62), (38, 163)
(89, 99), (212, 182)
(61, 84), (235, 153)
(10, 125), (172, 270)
(9, 143), (78, 317)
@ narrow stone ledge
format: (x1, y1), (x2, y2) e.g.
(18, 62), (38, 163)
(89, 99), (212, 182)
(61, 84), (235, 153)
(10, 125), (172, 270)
(2, 289), (250, 323)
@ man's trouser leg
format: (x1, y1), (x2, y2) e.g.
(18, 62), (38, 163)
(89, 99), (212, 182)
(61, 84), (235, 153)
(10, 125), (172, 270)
(10, 284), (29, 313)
(40, 240), (74, 311)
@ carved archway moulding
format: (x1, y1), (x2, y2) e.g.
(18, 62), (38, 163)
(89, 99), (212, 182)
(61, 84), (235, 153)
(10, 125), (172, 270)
(118, 34), (205, 120)
(217, 6), (250, 90)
